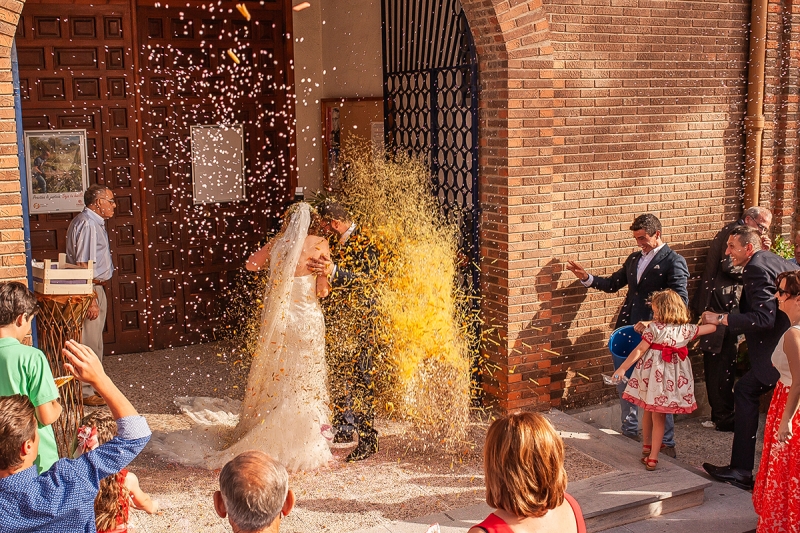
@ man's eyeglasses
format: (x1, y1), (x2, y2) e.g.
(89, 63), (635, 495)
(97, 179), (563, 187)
(99, 197), (116, 205)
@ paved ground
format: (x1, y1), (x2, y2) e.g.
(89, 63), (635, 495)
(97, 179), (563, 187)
(100, 341), (763, 532)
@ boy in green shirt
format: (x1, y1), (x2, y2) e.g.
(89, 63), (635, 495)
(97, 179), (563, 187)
(0, 281), (62, 472)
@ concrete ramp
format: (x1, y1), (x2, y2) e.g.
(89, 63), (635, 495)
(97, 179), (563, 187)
(547, 409), (709, 531)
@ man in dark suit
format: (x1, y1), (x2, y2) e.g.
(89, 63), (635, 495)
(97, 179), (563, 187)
(701, 225), (799, 489)
(691, 207), (772, 431)
(567, 214), (689, 455)
(309, 200), (381, 462)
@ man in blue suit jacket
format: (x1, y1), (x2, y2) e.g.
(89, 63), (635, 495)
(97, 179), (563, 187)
(701, 225), (799, 489)
(567, 214), (689, 455)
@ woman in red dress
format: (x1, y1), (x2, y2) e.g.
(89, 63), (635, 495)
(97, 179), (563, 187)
(469, 412), (586, 533)
(753, 271), (800, 533)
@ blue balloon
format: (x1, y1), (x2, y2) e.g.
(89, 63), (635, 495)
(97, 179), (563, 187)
(608, 325), (642, 379)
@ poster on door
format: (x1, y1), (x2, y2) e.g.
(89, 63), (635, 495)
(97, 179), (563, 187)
(25, 129), (89, 214)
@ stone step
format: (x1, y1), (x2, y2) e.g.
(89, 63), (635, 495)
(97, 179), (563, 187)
(598, 480), (757, 533)
(354, 409), (712, 533)
(546, 410), (710, 532)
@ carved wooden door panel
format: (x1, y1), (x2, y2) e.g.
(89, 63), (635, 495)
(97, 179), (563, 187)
(138, 3), (293, 349)
(17, 6), (150, 353)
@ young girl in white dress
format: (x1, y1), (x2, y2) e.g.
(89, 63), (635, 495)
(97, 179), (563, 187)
(612, 289), (717, 471)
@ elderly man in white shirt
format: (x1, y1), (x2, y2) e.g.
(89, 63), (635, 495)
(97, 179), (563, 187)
(66, 184), (116, 407)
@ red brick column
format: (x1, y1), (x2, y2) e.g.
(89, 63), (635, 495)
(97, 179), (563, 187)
(0, 2), (26, 284)
(460, 0), (556, 411)
(761, 0), (800, 236)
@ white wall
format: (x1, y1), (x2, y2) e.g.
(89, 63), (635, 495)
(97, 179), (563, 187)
(291, 0), (382, 192)
(291, 0), (325, 192)
(320, 0), (383, 99)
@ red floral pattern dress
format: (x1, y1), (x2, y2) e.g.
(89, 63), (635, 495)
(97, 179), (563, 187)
(621, 322), (698, 414)
(753, 326), (800, 533)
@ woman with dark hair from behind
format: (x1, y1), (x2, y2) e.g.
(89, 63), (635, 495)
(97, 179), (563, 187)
(469, 412), (586, 533)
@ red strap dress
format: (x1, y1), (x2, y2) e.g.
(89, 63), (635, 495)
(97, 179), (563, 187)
(472, 493), (587, 533)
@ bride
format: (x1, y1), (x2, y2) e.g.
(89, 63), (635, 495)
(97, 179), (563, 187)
(151, 202), (334, 472)
(233, 201), (334, 471)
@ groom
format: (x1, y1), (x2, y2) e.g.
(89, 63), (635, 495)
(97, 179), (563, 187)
(309, 200), (381, 462)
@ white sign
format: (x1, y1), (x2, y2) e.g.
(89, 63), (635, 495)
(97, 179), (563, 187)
(190, 124), (246, 204)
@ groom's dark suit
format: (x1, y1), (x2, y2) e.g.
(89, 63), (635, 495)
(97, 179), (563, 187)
(590, 244), (690, 326)
(325, 226), (381, 445)
(726, 250), (798, 473)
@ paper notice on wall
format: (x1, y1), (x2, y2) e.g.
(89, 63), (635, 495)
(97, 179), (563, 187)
(371, 121), (385, 155)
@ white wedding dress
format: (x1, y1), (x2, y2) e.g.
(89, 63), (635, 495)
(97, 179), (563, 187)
(148, 204), (333, 472)
(224, 273), (332, 471)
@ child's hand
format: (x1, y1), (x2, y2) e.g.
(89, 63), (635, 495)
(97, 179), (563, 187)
(62, 340), (107, 386)
(633, 321), (650, 334)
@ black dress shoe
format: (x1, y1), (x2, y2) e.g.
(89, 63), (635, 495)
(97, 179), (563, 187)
(715, 417), (735, 433)
(333, 431), (354, 444)
(702, 463), (753, 490)
(346, 436), (378, 462)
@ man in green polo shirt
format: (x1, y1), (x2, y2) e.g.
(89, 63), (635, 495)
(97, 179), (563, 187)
(0, 282), (62, 473)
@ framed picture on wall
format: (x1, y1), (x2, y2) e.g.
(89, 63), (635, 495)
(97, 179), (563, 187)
(321, 98), (384, 191)
(24, 129), (89, 214)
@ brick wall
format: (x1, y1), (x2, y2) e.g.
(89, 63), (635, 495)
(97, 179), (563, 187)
(461, 0), (799, 411)
(0, 1), (25, 285)
(547, 0), (752, 409)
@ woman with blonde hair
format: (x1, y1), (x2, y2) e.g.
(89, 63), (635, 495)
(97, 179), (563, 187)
(469, 412), (586, 533)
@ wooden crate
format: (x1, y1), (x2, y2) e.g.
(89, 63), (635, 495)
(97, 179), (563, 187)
(32, 254), (94, 295)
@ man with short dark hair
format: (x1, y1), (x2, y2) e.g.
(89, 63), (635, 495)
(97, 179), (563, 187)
(701, 225), (798, 489)
(692, 206), (773, 431)
(214, 451), (295, 533)
(308, 200), (381, 462)
(567, 213), (689, 455)
(66, 184), (116, 407)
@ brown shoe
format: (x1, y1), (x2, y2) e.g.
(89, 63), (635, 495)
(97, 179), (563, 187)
(83, 394), (106, 407)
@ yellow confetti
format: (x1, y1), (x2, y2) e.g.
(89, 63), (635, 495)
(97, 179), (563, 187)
(235, 3), (252, 20)
(227, 49), (241, 64)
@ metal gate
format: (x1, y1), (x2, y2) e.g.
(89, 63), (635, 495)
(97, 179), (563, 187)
(381, 0), (480, 299)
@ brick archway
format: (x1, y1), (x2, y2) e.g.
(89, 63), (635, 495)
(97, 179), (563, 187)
(460, 0), (557, 411)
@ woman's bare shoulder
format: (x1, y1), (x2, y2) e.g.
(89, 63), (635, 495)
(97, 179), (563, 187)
(306, 235), (330, 249)
(305, 234), (327, 244)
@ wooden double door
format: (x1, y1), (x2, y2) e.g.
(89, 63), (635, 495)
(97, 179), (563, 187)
(17, 1), (293, 352)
